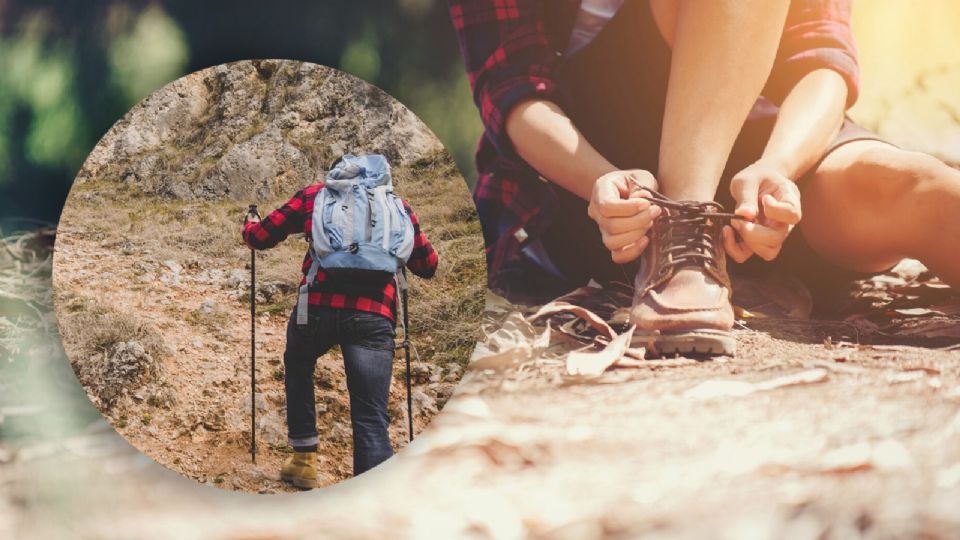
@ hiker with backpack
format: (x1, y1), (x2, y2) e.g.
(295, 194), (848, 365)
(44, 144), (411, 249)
(243, 154), (438, 489)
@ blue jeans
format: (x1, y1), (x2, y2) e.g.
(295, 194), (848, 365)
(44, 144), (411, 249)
(283, 307), (396, 475)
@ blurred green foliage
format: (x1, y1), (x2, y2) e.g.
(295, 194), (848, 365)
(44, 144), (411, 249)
(0, 0), (482, 223)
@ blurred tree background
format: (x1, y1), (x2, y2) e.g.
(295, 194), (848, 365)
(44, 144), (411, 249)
(0, 0), (482, 223)
(1, 0), (958, 224)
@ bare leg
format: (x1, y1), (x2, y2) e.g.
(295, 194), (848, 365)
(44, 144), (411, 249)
(801, 140), (960, 286)
(654, 0), (789, 201)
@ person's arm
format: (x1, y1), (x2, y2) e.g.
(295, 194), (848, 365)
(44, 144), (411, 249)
(403, 201), (438, 279)
(507, 101), (662, 263)
(760, 68), (848, 179)
(725, 69), (846, 261)
(449, 0), (658, 263)
(242, 188), (311, 250)
(448, 0), (560, 160)
(506, 100), (617, 200)
(725, 0), (859, 262)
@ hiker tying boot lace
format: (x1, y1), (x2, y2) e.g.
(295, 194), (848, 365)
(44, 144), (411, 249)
(630, 189), (742, 356)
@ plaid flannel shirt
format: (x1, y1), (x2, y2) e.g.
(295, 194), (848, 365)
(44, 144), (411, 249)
(242, 183), (438, 322)
(449, 0), (861, 284)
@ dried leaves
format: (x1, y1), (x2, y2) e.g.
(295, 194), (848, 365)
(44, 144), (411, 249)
(683, 368), (830, 400)
(473, 289), (644, 377)
(565, 326), (636, 376)
(471, 312), (550, 370)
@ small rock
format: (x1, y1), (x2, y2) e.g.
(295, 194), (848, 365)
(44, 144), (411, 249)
(327, 422), (352, 442)
(243, 393), (269, 413)
(412, 389), (437, 416)
(227, 269), (248, 289)
(445, 362), (463, 376)
(258, 413), (286, 445)
(435, 383), (456, 402)
(162, 260), (183, 274)
(200, 298), (217, 314)
(203, 412), (226, 432)
(410, 362), (436, 384)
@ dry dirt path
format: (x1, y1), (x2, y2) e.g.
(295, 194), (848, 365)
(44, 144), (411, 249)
(51, 211), (443, 492)
(5, 263), (960, 538)
(7, 49), (960, 540)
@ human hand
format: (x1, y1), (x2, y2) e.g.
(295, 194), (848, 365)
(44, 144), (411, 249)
(245, 205), (261, 225)
(723, 159), (802, 262)
(587, 170), (662, 264)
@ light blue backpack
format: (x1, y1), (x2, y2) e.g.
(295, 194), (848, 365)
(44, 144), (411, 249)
(297, 154), (414, 325)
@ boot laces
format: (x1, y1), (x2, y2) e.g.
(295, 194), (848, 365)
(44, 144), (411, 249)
(641, 190), (741, 277)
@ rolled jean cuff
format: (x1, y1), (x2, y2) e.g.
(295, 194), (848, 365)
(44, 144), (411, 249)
(288, 435), (319, 447)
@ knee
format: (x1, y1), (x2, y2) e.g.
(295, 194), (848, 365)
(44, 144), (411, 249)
(819, 145), (956, 211)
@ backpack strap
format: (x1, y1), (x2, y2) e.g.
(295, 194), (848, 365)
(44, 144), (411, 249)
(395, 270), (409, 331)
(374, 186), (392, 251)
(311, 187), (334, 258)
(297, 251), (322, 326)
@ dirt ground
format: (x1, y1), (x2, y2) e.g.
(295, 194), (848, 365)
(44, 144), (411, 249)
(49, 157), (483, 493)
(3, 226), (959, 537)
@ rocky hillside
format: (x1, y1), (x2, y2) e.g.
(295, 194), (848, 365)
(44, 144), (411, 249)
(76, 59), (443, 201)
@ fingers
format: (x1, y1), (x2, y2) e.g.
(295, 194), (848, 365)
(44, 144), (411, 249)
(761, 193), (802, 225)
(595, 205), (662, 235)
(624, 169), (659, 194)
(611, 236), (649, 264)
(730, 219), (788, 261)
(602, 227), (648, 252)
(730, 174), (760, 221)
(588, 170), (660, 265)
(599, 206), (660, 262)
(590, 187), (652, 219)
(723, 225), (753, 263)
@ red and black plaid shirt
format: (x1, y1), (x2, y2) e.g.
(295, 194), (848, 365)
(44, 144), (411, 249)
(242, 183), (438, 322)
(449, 0), (861, 283)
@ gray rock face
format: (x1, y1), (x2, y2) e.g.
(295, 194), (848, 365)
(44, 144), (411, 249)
(75, 60), (443, 201)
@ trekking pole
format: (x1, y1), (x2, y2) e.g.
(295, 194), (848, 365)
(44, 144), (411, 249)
(247, 204), (261, 464)
(400, 269), (413, 442)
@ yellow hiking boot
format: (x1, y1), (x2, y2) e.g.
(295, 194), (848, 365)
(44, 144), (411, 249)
(280, 451), (318, 490)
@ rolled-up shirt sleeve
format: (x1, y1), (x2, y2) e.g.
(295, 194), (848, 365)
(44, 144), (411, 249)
(242, 188), (310, 250)
(449, 0), (561, 158)
(763, 0), (860, 109)
(402, 199), (439, 279)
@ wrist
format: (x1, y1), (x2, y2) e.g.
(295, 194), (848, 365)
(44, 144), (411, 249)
(756, 153), (798, 179)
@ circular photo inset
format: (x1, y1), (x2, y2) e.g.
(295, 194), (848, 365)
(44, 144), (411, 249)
(52, 60), (484, 493)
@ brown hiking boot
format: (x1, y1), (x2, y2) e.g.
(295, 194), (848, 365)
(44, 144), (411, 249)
(630, 194), (736, 356)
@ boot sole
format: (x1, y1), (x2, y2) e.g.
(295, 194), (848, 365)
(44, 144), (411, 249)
(632, 329), (736, 357)
(281, 473), (318, 490)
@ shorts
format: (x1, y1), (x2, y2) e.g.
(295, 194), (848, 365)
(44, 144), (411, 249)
(523, 0), (891, 304)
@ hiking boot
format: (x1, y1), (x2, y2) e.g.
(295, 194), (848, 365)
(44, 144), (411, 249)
(630, 194), (736, 356)
(280, 451), (319, 490)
